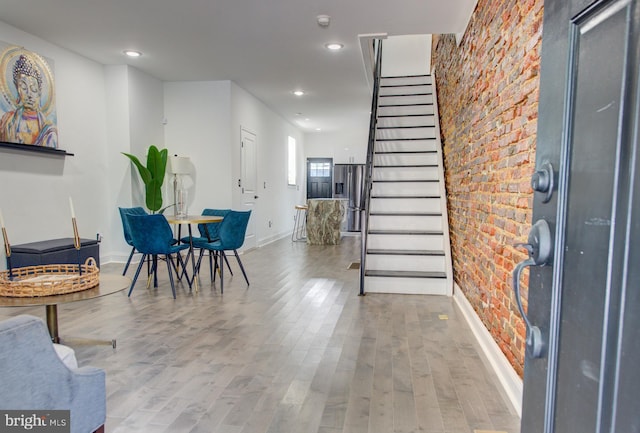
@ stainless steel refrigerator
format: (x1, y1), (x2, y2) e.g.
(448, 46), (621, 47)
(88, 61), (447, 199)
(333, 164), (365, 232)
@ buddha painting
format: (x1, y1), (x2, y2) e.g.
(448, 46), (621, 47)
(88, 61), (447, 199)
(0, 44), (57, 148)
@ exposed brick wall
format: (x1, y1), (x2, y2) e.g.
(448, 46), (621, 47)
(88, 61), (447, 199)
(432, 0), (543, 376)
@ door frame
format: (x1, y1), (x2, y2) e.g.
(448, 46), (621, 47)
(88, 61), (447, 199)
(240, 127), (257, 250)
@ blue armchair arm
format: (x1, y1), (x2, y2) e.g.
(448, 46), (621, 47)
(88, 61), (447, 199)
(0, 315), (106, 433)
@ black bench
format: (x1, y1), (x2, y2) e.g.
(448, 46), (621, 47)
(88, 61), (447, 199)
(9, 238), (100, 268)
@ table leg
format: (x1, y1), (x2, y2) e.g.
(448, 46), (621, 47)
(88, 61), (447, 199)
(188, 225), (199, 292)
(46, 303), (116, 348)
(46, 304), (59, 343)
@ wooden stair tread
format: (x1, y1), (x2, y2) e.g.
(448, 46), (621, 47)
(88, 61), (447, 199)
(369, 229), (443, 235)
(374, 164), (438, 168)
(376, 137), (435, 141)
(378, 114), (434, 117)
(375, 150), (437, 154)
(367, 249), (445, 256)
(371, 195), (441, 199)
(369, 211), (442, 216)
(365, 270), (447, 279)
(372, 179), (440, 183)
(377, 125), (435, 129)
(378, 102), (433, 108)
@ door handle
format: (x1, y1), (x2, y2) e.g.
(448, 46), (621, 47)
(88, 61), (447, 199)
(254, 195), (259, 199)
(531, 161), (554, 203)
(513, 219), (552, 358)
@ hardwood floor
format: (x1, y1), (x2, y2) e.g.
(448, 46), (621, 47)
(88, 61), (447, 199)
(0, 236), (520, 433)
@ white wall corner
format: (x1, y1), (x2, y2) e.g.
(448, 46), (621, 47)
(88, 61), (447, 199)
(456, 0), (479, 46)
(453, 283), (523, 417)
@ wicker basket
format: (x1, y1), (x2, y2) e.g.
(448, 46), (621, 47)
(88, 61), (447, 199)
(0, 257), (100, 298)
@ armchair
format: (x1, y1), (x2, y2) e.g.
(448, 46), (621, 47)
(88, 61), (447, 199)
(0, 314), (106, 433)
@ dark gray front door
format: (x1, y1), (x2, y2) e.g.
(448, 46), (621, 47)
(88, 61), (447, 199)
(518, 1), (640, 432)
(306, 158), (333, 199)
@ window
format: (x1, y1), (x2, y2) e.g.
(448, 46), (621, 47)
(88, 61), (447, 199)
(308, 162), (331, 177)
(287, 136), (296, 185)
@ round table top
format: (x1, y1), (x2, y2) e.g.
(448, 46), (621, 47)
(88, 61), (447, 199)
(165, 215), (224, 224)
(0, 273), (130, 307)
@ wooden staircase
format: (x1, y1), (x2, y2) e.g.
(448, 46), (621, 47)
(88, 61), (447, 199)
(363, 74), (453, 295)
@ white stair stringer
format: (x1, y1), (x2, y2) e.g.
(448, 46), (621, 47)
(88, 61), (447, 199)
(364, 74), (454, 296)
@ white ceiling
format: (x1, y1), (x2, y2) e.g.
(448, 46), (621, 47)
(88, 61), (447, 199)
(0, 0), (476, 136)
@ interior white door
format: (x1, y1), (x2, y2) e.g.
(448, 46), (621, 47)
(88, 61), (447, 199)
(240, 128), (257, 250)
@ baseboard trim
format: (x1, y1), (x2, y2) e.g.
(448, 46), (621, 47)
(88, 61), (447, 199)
(453, 283), (523, 417)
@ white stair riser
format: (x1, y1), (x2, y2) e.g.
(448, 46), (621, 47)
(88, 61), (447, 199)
(365, 276), (448, 295)
(368, 234), (444, 250)
(371, 181), (440, 196)
(370, 198), (442, 213)
(366, 254), (446, 272)
(375, 139), (437, 152)
(376, 127), (436, 140)
(379, 94), (434, 106)
(374, 153), (438, 166)
(379, 85), (432, 96)
(377, 116), (435, 128)
(368, 214), (443, 231)
(373, 166), (439, 181)
(378, 105), (434, 117)
(381, 76), (432, 86)
(378, 105), (433, 116)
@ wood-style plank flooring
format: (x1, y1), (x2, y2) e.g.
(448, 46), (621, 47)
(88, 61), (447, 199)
(0, 236), (520, 433)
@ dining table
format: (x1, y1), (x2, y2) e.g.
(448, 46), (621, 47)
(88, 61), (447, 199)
(165, 214), (223, 291)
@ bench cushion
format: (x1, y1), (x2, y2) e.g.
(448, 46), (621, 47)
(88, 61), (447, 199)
(9, 238), (100, 268)
(11, 238), (98, 254)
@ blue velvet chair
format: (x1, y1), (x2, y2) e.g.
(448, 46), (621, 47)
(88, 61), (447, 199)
(126, 214), (189, 299)
(118, 206), (147, 275)
(195, 210), (251, 293)
(184, 208), (232, 281)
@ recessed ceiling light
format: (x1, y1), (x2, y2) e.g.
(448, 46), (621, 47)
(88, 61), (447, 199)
(124, 50), (142, 57)
(293, 90), (305, 96)
(325, 43), (344, 51)
(315, 128), (322, 131)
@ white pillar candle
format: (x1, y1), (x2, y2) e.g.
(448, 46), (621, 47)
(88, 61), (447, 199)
(69, 197), (76, 219)
(0, 209), (4, 228)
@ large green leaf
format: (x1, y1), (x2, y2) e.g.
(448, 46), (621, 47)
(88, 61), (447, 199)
(145, 178), (163, 212)
(123, 145), (168, 213)
(122, 152), (152, 184)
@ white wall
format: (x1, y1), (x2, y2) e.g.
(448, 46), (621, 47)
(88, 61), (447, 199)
(230, 83), (306, 245)
(0, 20), (308, 269)
(104, 65), (132, 261)
(104, 66), (166, 262)
(381, 34), (432, 77)
(304, 128), (368, 165)
(163, 81), (233, 216)
(0, 21), (110, 268)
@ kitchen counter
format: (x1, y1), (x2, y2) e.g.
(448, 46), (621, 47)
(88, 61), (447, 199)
(306, 199), (346, 245)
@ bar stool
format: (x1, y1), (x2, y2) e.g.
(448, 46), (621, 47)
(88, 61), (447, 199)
(292, 204), (308, 242)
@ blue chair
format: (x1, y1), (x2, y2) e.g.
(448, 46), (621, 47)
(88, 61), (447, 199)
(126, 214), (190, 299)
(118, 206), (147, 275)
(195, 210), (251, 293)
(184, 209), (232, 280)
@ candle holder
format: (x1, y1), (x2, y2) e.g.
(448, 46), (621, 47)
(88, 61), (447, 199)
(71, 217), (82, 276)
(2, 226), (13, 280)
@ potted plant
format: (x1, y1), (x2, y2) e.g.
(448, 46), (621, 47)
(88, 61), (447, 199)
(122, 145), (168, 213)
